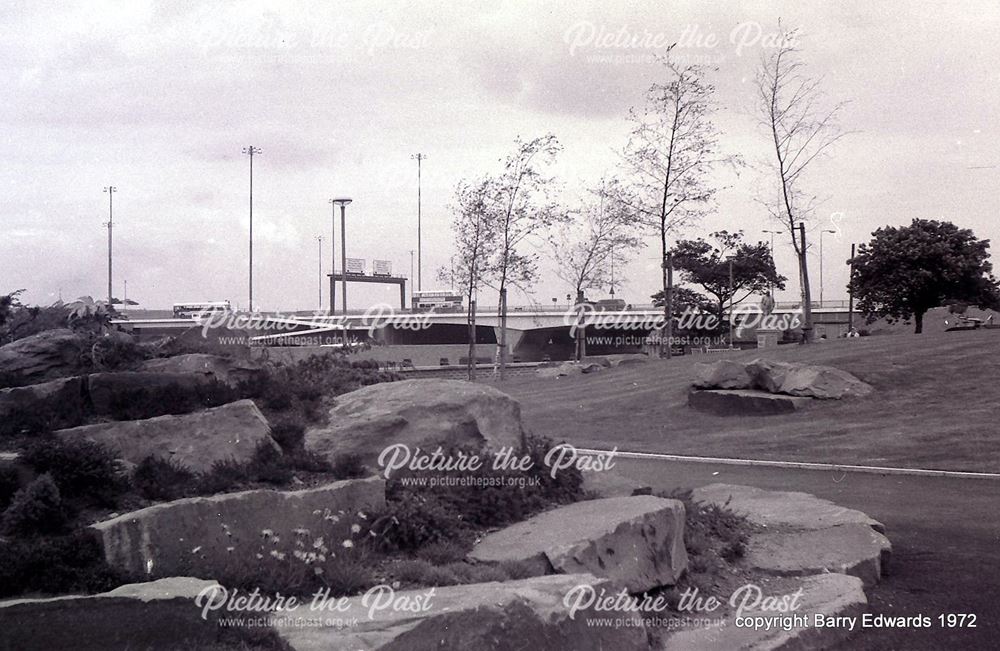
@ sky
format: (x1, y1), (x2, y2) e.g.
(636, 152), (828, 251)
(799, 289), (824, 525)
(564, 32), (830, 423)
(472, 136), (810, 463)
(3, 0), (1000, 311)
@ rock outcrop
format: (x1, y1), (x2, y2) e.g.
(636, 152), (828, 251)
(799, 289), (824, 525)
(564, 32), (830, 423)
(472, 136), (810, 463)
(272, 574), (649, 651)
(0, 577), (221, 651)
(139, 353), (264, 388)
(92, 476), (385, 577)
(55, 399), (277, 472)
(305, 380), (526, 466)
(469, 495), (687, 592)
(694, 358), (873, 400)
(687, 388), (812, 416)
(0, 376), (86, 424)
(692, 360), (752, 390)
(0, 329), (88, 385)
(86, 371), (210, 415)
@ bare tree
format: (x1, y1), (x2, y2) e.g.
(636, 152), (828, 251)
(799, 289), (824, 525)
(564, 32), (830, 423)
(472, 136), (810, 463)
(443, 178), (498, 380)
(619, 61), (731, 357)
(486, 134), (564, 380)
(756, 27), (848, 342)
(547, 178), (643, 359)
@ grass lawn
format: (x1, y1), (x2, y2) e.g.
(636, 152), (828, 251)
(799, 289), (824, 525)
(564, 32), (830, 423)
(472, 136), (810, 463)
(493, 329), (1000, 473)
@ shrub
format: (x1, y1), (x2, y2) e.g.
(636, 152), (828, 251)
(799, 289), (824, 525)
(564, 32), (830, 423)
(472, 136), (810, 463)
(106, 380), (239, 421)
(270, 421), (305, 451)
(390, 559), (459, 587)
(443, 562), (509, 584)
(133, 456), (196, 502)
(0, 530), (130, 598)
(0, 464), (21, 510)
(249, 443), (293, 485)
(329, 453), (366, 480)
(415, 540), (471, 565)
(283, 449), (332, 474)
(370, 492), (473, 553)
(1, 474), (70, 536)
(21, 438), (128, 507)
(198, 458), (252, 495)
(89, 335), (146, 372)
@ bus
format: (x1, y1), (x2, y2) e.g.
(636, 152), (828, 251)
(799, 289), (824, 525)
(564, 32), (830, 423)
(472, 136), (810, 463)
(172, 301), (232, 319)
(412, 291), (463, 312)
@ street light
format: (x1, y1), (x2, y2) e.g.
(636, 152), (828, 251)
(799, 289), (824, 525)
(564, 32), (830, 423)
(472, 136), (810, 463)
(103, 186), (117, 306)
(242, 146), (261, 312)
(411, 153), (426, 292)
(820, 229), (836, 305)
(327, 199), (339, 314)
(331, 198), (352, 318)
(316, 236), (324, 311)
(762, 229), (781, 299)
(727, 256), (736, 347)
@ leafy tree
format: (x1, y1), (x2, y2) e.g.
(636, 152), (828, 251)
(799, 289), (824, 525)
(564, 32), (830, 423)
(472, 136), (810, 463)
(0, 290), (24, 328)
(669, 231), (786, 329)
(850, 219), (1000, 333)
(619, 60), (733, 356)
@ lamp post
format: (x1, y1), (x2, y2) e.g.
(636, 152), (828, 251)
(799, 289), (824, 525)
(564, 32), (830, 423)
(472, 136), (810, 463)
(409, 250), (414, 308)
(411, 154), (426, 292)
(103, 186), (116, 307)
(327, 199), (338, 314)
(728, 256), (735, 347)
(242, 146), (261, 312)
(331, 198), (352, 320)
(820, 229), (836, 305)
(762, 229), (780, 299)
(316, 236), (324, 311)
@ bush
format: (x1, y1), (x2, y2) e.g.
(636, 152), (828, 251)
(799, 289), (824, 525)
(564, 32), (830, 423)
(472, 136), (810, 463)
(370, 492), (473, 553)
(21, 438), (128, 507)
(89, 335), (146, 372)
(106, 380), (239, 421)
(270, 421), (305, 451)
(198, 458), (252, 495)
(283, 449), (332, 474)
(415, 540), (470, 565)
(1, 474), (70, 536)
(133, 456), (196, 502)
(329, 453), (366, 480)
(0, 530), (130, 598)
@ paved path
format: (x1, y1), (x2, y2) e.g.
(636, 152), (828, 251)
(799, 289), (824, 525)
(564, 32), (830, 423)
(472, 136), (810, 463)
(608, 456), (999, 650)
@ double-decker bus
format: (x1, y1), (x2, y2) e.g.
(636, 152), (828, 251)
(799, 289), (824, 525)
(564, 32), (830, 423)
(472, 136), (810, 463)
(172, 301), (232, 319)
(412, 290), (463, 312)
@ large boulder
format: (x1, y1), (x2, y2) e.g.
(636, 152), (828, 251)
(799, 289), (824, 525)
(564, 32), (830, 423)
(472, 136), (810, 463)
(0, 329), (88, 386)
(692, 360), (752, 389)
(661, 573), (868, 651)
(747, 523), (892, 587)
(92, 477), (385, 577)
(86, 371), (212, 415)
(468, 495), (687, 592)
(687, 388), (812, 416)
(691, 483), (885, 533)
(745, 358), (795, 393)
(138, 353), (264, 388)
(536, 361), (583, 378)
(55, 399), (277, 473)
(0, 376), (86, 425)
(0, 577), (221, 651)
(272, 574), (649, 651)
(305, 380), (527, 466)
(779, 364), (874, 399)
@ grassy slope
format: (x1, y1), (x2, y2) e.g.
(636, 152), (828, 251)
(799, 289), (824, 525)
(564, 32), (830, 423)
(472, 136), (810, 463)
(494, 329), (1000, 472)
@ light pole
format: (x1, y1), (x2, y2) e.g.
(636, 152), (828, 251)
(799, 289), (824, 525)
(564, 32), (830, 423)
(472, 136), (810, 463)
(728, 256), (735, 346)
(820, 229), (836, 305)
(411, 153), (425, 292)
(409, 250), (415, 308)
(327, 199), (337, 314)
(316, 236), (324, 310)
(103, 186), (116, 306)
(762, 229), (780, 299)
(332, 198), (352, 318)
(242, 146), (261, 312)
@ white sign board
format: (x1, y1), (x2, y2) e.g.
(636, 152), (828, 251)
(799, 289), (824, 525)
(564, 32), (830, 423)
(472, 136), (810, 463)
(373, 259), (392, 276)
(345, 258), (365, 275)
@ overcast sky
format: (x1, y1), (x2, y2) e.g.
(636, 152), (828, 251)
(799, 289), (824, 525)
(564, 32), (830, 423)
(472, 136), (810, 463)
(3, 1), (999, 311)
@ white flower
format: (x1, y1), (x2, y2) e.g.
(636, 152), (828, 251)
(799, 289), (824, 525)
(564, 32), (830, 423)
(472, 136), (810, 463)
(351, 524), (361, 534)
(391, 581), (400, 589)
(262, 529), (274, 538)
(191, 546), (202, 554)
(342, 540), (354, 549)
(270, 550), (286, 560)
(314, 567), (323, 576)
(312, 537), (325, 549)
(293, 528), (310, 536)
(357, 511), (367, 520)
(226, 547), (235, 553)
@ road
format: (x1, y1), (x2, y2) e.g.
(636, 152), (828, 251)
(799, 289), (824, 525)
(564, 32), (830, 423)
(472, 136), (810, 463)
(604, 456), (1000, 650)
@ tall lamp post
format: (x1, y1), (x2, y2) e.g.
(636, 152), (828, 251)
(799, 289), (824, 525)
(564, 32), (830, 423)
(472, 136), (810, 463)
(316, 236), (324, 311)
(411, 153), (426, 292)
(327, 199), (338, 314)
(103, 186), (116, 306)
(819, 229), (836, 305)
(762, 229), (780, 299)
(409, 250), (415, 308)
(242, 146), (261, 312)
(331, 198), (352, 319)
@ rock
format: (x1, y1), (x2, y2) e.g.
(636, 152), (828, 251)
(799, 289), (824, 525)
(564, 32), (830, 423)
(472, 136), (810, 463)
(581, 470), (652, 498)
(536, 361), (582, 378)
(469, 495), (687, 592)
(747, 523), (891, 587)
(580, 362), (604, 374)
(92, 476), (385, 577)
(0, 577), (221, 650)
(692, 360), (752, 389)
(687, 388), (812, 416)
(584, 356), (614, 368)
(0, 376), (86, 425)
(139, 353), (264, 388)
(86, 371), (212, 415)
(0, 329), (88, 386)
(55, 399), (277, 473)
(305, 380), (526, 466)
(745, 358), (795, 393)
(691, 483), (885, 533)
(615, 355), (649, 366)
(779, 364), (874, 399)
(272, 574), (649, 651)
(661, 573), (868, 651)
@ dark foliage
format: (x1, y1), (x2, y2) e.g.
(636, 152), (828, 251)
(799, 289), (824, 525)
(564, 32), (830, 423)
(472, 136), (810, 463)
(0, 465), (21, 511)
(133, 456), (196, 502)
(329, 453), (366, 480)
(1, 474), (71, 536)
(106, 379), (240, 421)
(0, 530), (131, 598)
(21, 438), (128, 507)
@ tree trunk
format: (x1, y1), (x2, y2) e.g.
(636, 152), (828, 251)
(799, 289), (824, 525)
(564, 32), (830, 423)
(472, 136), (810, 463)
(914, 311), (924, 334)
(498, 288), (508, 380)
(797, 224), (814, 343)
(468, 299), (477, 381)
(575, 289), (585, 361)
